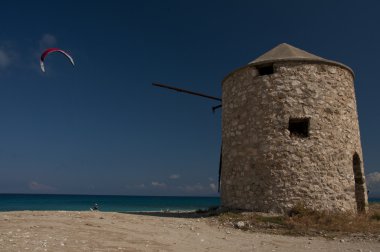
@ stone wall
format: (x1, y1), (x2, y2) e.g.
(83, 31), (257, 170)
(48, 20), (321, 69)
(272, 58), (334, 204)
(221, 62), (368, 214)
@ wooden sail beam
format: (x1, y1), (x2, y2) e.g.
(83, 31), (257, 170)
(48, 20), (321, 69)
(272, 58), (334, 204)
(152, 83), (222, 101)
(212, 104), (222, 113)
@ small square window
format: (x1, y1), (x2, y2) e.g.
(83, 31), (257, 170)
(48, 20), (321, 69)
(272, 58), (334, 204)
(257, 65), (274, 76)
(289, 118), (310, 138)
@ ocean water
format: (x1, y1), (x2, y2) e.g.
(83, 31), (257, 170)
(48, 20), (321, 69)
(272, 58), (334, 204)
(0, 194), (220, 212)
(0, 194), (378, 212)
(369, 198), (380, 203)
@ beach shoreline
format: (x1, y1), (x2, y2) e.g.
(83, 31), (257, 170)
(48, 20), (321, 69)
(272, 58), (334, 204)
(0, 210), (379, 252)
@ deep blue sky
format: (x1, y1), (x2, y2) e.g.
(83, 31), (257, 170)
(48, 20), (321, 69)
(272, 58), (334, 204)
(0, 0), (379, 196)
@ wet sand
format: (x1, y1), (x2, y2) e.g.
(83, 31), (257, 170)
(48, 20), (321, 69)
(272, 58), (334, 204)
(0, 211), (378, 251)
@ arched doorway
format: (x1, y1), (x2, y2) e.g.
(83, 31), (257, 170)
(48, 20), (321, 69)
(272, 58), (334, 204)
(353, 153), (366, 213)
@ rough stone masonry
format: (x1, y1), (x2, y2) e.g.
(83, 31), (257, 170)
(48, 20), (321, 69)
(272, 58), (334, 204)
(220, 43), (368, 214)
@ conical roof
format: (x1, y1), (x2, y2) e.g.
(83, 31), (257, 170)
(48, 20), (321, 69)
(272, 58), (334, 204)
(249, 43), (324, 64)
(247, 43), (353, 75)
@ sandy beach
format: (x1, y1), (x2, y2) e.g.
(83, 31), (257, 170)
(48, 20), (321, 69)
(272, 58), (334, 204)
(0, 211), (378, 252)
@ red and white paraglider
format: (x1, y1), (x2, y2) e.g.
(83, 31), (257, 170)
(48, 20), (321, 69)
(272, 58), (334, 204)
(40, 48), (75, 72)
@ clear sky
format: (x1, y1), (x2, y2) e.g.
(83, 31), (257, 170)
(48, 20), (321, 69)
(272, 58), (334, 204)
(0, 0), (379, 197)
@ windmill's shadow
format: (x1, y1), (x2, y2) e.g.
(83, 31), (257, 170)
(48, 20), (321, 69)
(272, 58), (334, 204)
(118, 210), (219, 219)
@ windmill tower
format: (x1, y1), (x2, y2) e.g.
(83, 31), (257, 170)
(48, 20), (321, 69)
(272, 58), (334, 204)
(221, 43), (368, 214)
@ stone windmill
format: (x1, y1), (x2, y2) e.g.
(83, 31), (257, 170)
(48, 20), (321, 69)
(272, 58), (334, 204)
(221, 43), (368, 214)
(154, 43), (368, 214)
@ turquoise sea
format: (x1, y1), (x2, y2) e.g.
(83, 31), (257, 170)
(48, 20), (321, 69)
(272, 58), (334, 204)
(369, 198), (380, 203)
(0, 194), (220, 212)
(0, 194), (378, 212)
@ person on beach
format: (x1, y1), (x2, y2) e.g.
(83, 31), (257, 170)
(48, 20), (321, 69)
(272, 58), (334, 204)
(91, 203), (99, 211)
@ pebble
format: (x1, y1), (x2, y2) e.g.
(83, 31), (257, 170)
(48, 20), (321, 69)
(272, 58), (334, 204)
(236, 221), (245, 229)
(340, 239), (345, 243)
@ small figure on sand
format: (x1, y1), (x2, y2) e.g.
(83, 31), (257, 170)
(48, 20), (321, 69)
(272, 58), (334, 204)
(90, 203), (99, 211)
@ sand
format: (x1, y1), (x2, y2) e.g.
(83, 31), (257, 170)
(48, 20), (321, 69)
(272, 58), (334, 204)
(0, 211), (378, 252)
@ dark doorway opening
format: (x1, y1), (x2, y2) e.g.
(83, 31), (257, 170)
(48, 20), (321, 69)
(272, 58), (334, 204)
(353, 153), (366, 213)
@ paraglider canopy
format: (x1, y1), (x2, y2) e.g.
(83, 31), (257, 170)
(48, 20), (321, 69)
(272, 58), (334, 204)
(40, 48), (75, 72)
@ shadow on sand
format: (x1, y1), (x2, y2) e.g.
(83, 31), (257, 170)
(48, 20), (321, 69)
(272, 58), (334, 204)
(118, 211), (217, 219)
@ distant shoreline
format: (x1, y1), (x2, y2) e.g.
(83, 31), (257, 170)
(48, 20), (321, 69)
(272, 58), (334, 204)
(0, 193), (220, 197)
(0, 194), (220, 212)
(0, 193), (378, 212)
